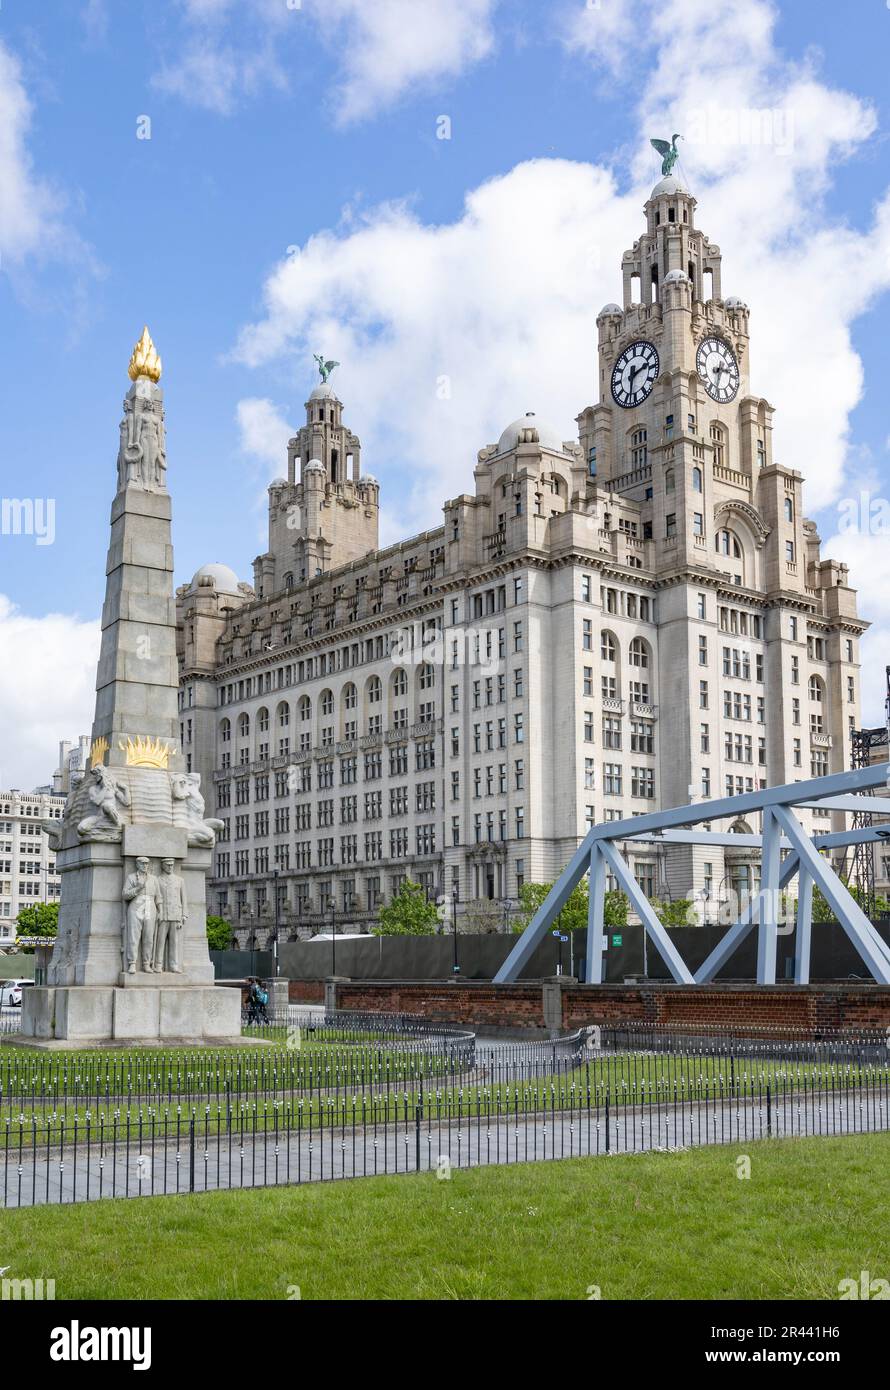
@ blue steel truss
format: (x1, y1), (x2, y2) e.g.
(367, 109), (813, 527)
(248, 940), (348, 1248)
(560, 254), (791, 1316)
(493, 764), (890, 986)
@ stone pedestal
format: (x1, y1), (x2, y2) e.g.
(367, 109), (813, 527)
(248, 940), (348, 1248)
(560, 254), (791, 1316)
(20, 982), (241, 1047)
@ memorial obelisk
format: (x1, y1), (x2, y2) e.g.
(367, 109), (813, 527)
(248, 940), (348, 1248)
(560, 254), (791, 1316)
(22, 330), (241, 1045)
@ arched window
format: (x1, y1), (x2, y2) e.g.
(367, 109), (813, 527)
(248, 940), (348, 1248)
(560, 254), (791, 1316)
(320, 689), (334, 717)
(277, 701), (290, 728)
(715, 529), (742, 558)
(298, 695), (312, 722)
(284, 572), (294, 591)
(343, 682), (357, 710)
(809, 676), (824, 703)
(601, 631), (617, 663)
(237, 712), (250, 739)
(629, 637), (649, 669)
(784, 497), (794, 522)
(392, 668), (408, 698)
(257, 707), (269, 733)
(692, 466), (702, 493)
(220, 718), (231, 743)
(665, 468), (675, 493)
(630, 428), (647, 469)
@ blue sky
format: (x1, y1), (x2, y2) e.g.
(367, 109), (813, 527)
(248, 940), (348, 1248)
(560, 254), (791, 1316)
(1, 0), (890, 786)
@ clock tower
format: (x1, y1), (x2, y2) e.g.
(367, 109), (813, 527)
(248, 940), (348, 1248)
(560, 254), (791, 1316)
(576, 167), (864, 895)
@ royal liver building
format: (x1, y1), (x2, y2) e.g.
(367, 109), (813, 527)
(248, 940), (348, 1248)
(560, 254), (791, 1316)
(177, 172), (866, 946)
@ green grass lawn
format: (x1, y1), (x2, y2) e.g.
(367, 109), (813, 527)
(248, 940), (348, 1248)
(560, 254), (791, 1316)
(0, 1133), (887, 1299)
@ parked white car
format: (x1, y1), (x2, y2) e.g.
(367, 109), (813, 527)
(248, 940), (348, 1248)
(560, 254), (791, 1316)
(0, 980), (33, 1007)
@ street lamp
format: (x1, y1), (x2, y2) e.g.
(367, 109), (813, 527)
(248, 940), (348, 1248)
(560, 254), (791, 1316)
(502, 896), (513, 934)
(328, 896), (337, 978)
(452, 887), (460, 975)
(272, 867), (280, 977)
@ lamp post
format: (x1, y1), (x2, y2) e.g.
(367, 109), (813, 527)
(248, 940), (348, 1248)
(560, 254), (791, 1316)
(452, 887), (460, 975)
(272, 868), (280, 977)
(328, 896), (337, 978)
(502, 896), (513, 934)
(552, 928), (568, 976)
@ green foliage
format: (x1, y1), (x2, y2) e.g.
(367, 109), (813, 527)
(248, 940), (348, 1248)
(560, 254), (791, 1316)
(206, 916), (233, 951)
(15, 902), (59, 951)
(652, 898), (695, 928)
(603, 889), (629, 929)
(374, 880), (438, 936)
(512, 882), (629, 933)
(811, 882), (890, 924)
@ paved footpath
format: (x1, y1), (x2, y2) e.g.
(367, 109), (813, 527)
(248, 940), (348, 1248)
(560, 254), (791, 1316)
(3, 1086), (886, 1208)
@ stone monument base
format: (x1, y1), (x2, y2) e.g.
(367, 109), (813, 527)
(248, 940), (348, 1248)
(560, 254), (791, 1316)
(19, 983), (243, 1047)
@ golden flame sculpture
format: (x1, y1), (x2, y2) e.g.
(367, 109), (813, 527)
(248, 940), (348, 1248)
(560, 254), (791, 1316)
(89, 736), (109, 769)
(118, 735), (171, 769)
(127, 326), (162, 383)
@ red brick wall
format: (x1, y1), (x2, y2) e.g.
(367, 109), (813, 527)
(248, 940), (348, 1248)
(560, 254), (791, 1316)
(288, 979), (325, 1004)
(331, 980), (890, 1036)
(336, 981), (546, 1028)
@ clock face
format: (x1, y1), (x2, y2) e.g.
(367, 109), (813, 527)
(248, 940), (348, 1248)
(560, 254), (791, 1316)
(610, 340), (659, 409)
(696, 336), (740, 403)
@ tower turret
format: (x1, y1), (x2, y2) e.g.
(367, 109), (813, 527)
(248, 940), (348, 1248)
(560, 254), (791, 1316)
(254, 361), (379, 597)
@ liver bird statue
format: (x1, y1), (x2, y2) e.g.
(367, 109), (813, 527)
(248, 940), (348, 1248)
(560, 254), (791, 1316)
(650, 135), (682, 177)
(314, 354), (340, 383)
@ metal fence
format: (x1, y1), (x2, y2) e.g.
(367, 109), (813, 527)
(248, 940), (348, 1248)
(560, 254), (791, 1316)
(2, 1059), (888, 1208)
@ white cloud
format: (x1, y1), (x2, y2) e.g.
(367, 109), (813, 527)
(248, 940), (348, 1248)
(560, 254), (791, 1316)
(152, 0), (496, 120)
(0, 597), (99, 791)
(234, 160), (634, 538)
(236, 397), (295, 473)
(81, 0), (109, 45)
(319, 0), (497, 125)
(0, 42), (65, 264)
(236, 397), (297, 543)
(230, 0), (890, 556)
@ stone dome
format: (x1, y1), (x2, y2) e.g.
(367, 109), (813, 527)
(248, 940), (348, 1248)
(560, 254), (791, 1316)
(650, 175), (690, 198)
(597, 303), (623, 319)
(304, 458), (325, 473)
(497, 412), (566, 456)
(270, 477), (288, 488)
(724, 295), (747, 309)
(191, 562), (242, 594)
(309, 382), (339, 401)
(663, 269), (688, 285)
(360, 474), (378, 486)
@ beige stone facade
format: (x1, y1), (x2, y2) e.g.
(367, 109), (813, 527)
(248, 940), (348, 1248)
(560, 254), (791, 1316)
(177, 177), (867, 945)
(0, 790), (65, 940)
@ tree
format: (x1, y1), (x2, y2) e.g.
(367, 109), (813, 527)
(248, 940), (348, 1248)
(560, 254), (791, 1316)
(811, 882), (890, 924)
(205, 915), (232, 951)
(652, 898), (695, 928)
(15, 902), (59, 952)
(512, 881), (629, 933)
(374, 880), (438, 936)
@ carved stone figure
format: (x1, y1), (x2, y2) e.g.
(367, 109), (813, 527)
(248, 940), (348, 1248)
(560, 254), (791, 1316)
(77, 765), (131, 841)
(153, 858), (188, 973)
(118, 395), (167, 493)
(122, 857), (162, 973)
(171, 771), (223, 847)
(41, 816), (64, 851)
(49, 913), (78, 984)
